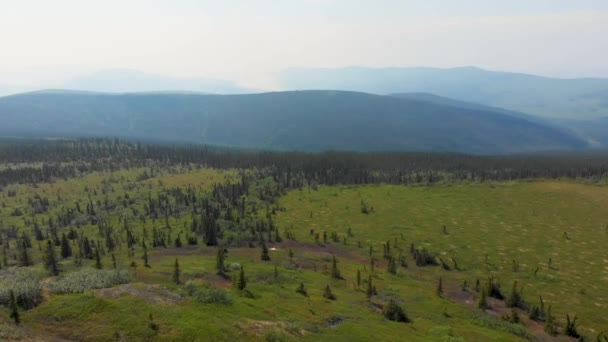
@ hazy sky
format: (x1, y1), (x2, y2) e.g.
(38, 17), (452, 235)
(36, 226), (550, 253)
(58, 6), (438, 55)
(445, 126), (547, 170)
(1, 0), (607, 89)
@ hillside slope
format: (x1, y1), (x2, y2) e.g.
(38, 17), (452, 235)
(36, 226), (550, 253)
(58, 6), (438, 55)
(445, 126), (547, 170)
(0, 90), (587, 154)
(280, 66), (608, 119)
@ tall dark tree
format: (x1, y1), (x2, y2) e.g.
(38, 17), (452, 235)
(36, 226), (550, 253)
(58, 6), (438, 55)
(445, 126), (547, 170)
(260, 239), (270, 261)
(60, 233), (72, 259)
(382, 299), (410, 323)
(237, 266), (247, 291)
(477, 289), (489, 310)
(331, 255), (341, 279)
(94, 248), (102, 269)
(143, 242), (150, 268)
(19, 240), (31, 267)
(366, 275), (374, 300)
(9, 290), (20, 325)
(216, 247), (226, 274)
(323, 285), (336, 300)
(173, 258), (181, 285)
(436, 277), (443, 297)
(44, 239), (59, 276)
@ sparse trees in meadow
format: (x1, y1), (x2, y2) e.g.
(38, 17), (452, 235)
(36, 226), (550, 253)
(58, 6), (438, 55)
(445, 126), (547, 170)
(296, 282), (307, 296)
(331, 255), (341, 279)
(43, 240), (59, 276)
(323, 285), (336, 300)
(9, 290), (19, 325)
(237, 267), (247, 291)
(261, 239), (270, 261)
(382, 299), (410, 323)
(173, 258), (181, 285)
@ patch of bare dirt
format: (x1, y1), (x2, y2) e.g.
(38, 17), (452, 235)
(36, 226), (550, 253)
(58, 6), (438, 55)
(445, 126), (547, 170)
(95, 283), (182, 305)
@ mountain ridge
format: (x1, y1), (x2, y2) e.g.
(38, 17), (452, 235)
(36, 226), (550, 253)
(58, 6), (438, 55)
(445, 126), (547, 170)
(0, 89), (588, 154)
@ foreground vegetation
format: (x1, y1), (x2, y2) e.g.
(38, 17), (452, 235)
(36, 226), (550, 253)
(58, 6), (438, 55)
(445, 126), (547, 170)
(0, 139), (607, 341)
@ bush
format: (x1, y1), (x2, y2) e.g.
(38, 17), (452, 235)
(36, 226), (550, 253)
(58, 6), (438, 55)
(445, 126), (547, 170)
(185, 281), (232, 305)
(0, 267), (43, 309)
(382, 299), (410, 323)
(48, 268), (131, 294)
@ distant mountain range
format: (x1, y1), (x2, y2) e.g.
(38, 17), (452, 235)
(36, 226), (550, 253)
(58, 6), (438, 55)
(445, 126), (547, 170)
(0, 90), (590, 154)
(280, 66), (608, 120)
(0, 69), (255, 96)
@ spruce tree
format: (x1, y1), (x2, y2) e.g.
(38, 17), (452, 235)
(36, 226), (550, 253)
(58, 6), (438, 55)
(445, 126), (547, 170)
(366, 275), (374, 300)
(173, 258), (181, 285)
(60, 233), (72, 259)
(296, 282), (307, 296)
(237, 266), (247, 290)
(143, 243), (150, 268)
(44, 239), (59, 276)
(94, 248), (102, 269)
(261, 240), (270, 261)
(112, 253), (117, 269)
(382, 299), (410, 323)
(216, 247), (226, 274)
(19, 240), (31, 267)
(477, 289), (489, 310)
(436, 276), (443, 297)
(544, 306), (558, 336)
(9, 290), (19, 325)
(331, 255), (341, 279)
(356, 269), (361, 288)
(387, 256), (397, 275)
(506, 280), (523, 308)
(323, 285), (336, 300)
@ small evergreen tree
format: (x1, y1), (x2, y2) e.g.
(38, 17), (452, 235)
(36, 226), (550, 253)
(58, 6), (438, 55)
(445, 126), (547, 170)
(356, 269), (361, 288)
(216, 246), (226, 274)
(366, 275), (374, 300)
(94, 248), (102, 269)
(477, 289), (489, 310)
(544, 306), (558, 336)
(331, 255), (341, 279)
(323, 285), (336, 300)
(9, 290), (19, 325)
(19, 240), (31, 267)
(296, 282), (307, 296)
(382, 299), (410, 323)
(436, 277), (443, 297)
(506, 280), (524, 309)
(43, 239), (59, 276)
(60, 233), (72, 258)
(564, 314), (580, 338)
(143, 243), (150, 268)
(261, 240), (270, 261)
(112, 253), (117, 269)
(237, 266), (247, 290)
(387, 256), (397, 275)
(172, 258), (181, 285)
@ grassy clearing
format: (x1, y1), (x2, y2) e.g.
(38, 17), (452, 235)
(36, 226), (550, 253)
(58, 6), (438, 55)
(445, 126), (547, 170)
(2, 166), (606, 340)
(275, 181), (608, 336)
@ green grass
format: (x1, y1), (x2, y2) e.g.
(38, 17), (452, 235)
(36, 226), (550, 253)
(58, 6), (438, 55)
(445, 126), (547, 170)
(275, 181), (608, 337)
(3, 168), (607, 340)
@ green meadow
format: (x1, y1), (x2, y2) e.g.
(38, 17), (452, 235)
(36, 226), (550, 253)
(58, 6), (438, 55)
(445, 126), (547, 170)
(1, 165), (607, 341)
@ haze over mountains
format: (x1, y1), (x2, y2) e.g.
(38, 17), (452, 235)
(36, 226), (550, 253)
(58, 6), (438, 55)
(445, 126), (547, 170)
(1, 66), (607, 154)
(280, 66), (608, 120)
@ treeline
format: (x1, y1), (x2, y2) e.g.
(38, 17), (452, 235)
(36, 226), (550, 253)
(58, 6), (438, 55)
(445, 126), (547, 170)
(1, 138), (608, 186)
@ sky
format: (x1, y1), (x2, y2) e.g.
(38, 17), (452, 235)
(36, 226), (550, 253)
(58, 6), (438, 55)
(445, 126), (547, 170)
(1, 0), (607, 90)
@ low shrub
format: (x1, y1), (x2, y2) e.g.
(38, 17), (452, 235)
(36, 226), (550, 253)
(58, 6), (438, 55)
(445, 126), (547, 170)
(0, 267), (43, 309)
(185, 281), (232, 305)
(49, 268), (131, 294)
